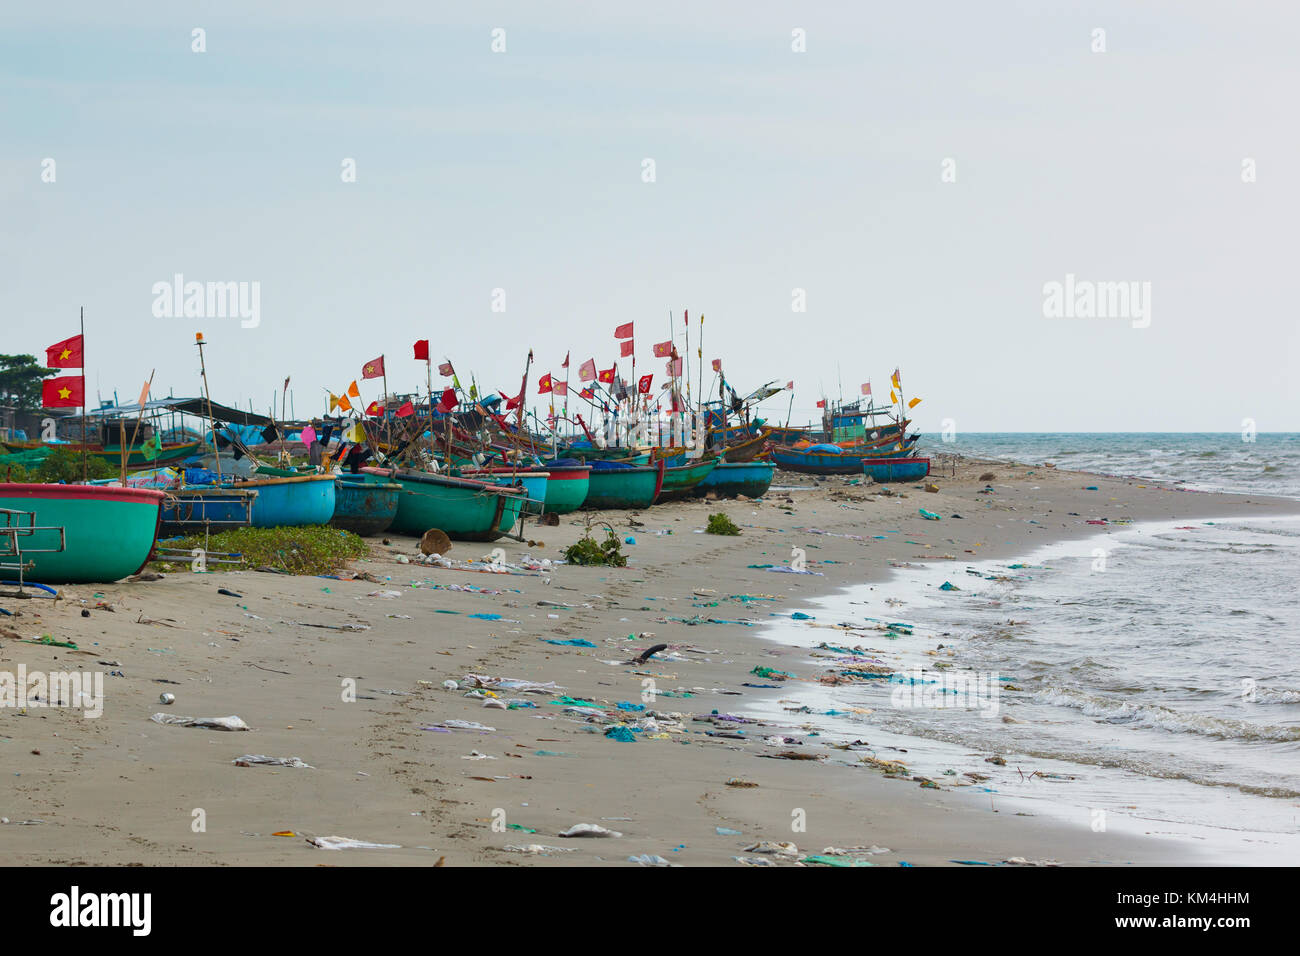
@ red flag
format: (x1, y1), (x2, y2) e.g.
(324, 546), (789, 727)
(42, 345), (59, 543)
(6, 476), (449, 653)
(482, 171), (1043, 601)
(553, 382), (568, 396)
(499, 390), (522, 411)
(362, 356), (385, 380)
(397, 401), (414, 417)
(711, 358), (722, 372)
(365, 400), (384, 417)
(46, 335), (84, 369)
(561, 352), (570, 368)
(619, 339), (634, 357)
(41, 375), (84, 407)
(578, 359), (597, 382)
(786, 381), (794, 390)
(816, 399), (826, 409)
(580, 386), (595, 400)
(438, 362), (455, 377)
(638, 374), (653, 394)
(614, 321), (634, 339)
(666, 358), (682, 377)
(413, 340), (430, 361)
(653, 340), (672, 358)
(537, 373), (553, 394)
(598, 366), (616, 384)
(437, 388), (458, 413)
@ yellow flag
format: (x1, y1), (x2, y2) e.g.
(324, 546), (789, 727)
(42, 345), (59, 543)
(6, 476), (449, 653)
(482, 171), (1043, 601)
(344, 421), (365, 443)
(328, 393), (340, 413)
(908, 397), (922, 409)
(890, 389), (897, 403)
(891, 371), (901, 389)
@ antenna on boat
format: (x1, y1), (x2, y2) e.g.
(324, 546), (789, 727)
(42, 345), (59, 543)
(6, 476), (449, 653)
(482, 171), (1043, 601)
(195, 332), (222, 481)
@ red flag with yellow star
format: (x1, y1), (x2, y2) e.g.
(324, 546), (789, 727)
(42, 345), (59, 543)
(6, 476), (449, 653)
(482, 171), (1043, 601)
(361, 356), (385, 380)
(42, 375), (84, 407)
(46, 335), (84, 369)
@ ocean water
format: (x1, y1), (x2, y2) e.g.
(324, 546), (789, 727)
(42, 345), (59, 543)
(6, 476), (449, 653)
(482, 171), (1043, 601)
(756, 434), (1300, 861)
(922, 432), (1300, 498)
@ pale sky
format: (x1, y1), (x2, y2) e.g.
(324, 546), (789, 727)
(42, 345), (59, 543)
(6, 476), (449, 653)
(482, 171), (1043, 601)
(3, 1), (1297, 431)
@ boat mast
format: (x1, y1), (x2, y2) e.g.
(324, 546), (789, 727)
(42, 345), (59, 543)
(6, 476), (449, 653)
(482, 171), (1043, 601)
(195, 332), (222, 480)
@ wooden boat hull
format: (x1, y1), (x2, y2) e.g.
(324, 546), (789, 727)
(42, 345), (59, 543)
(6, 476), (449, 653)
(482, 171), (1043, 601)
(160, 487), (258, 536)
(694, 460), (775, 498)
(364, 468), (526, 541)
(655, 457), (720, 503)
(583, 461), (665, 510)
(0, 483), (163, 583)
(861, 457), (931, 483)
(721, 431), (769, 463)
(330, 474), (401, 536)
(223, 474), (337, 528)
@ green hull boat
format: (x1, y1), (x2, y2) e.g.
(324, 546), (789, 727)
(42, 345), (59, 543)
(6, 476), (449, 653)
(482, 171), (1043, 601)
(583, 460), (665, 510)
(363, 467), (526, 541)
(0, 483), (163, 584)
(654, 457), (720, 503)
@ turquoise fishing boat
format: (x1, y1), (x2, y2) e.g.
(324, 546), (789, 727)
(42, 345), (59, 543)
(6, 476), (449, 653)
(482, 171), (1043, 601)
(223, 473), (337, 528)
(654, 456), (720, 503)
(331, 473), (401, 536)
(694, 460), (775, 499)
(460, 468), (549, 516)
(0, 483), (163, 584)
(363, 467), (527, 541)
(861, 457), (931, 483)
(583, 460), (665, 510)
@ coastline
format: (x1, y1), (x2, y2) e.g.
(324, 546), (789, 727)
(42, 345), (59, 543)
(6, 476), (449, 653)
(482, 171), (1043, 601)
(3, 455), (1298, 866)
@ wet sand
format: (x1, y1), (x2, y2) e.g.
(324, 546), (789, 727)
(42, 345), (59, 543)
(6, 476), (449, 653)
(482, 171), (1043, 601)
(3, 456), (1296, 866)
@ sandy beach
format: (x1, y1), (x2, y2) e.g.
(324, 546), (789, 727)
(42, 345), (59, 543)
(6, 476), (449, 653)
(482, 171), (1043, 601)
(3, 456), (1295, 867)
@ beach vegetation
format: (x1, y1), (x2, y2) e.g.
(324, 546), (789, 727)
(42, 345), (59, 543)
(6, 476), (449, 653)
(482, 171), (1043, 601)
(154, 525), (369, 575)
(705, 512), (741, 536)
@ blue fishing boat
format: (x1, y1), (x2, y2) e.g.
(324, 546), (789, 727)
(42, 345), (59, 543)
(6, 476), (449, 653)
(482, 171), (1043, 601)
(694, 460), (775, 498)
(330, 473), (401, 536)
(772, 438), (920, 475)
(223, 473), (337, 527)
(460, 468), (549, 516)
(159, 487), (258, 535)
(861, 457), (931, 483)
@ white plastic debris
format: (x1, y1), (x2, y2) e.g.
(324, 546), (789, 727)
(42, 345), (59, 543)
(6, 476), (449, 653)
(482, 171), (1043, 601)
(233, 755), (312, 768)
(502, 844), (574, 855)
(308, 835), (402, 850)
(150, 714), (250, 731)
(442, 680), (459, 690)
(559, 823), (622, 838)
(436, 719), (496, 732)
(743, 841), (799, 857)
(628, 854), (675, 866)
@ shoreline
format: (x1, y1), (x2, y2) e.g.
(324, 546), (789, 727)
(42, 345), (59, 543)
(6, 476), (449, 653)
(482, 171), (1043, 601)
(3, 455), (1298, 866)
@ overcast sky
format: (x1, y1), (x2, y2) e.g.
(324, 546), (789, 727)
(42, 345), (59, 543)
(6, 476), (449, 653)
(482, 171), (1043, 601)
(3, 1), (1297, 431)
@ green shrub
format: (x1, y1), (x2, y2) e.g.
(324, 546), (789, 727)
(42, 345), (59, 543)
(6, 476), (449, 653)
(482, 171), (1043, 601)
(705, 512), (741, 536)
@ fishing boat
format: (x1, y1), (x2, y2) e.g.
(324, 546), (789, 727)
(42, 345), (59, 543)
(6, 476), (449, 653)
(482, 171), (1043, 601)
(530, 461), (590, 514)
(362, 467), (528, 541)
(330, 473), (401, 536)
(222, 473), (337, 528)
(694, 460), (775, 499)
(861, 457), (931, 483)
(0, 438), (205, 469)
(583, 459), (665, 510)
(720, 430), (769, 463)
(0, 483), (163, 584)
(771, 439), (920, 475)
(654, 456), (720, 503)
(459, 468), (549, 516)
(159, 486), (258, 536)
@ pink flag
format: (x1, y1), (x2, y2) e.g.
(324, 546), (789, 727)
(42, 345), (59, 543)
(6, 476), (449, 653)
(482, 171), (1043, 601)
(861, 382), (872, 396)
(619, 339), (634, 357)
(578, 358), (597, 382)
(300, 425), (317, 446)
